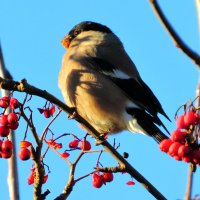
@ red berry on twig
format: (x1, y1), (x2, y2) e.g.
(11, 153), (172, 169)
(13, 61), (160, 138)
(80, 140), (91, 151)
(176, 115), (187, 129)
(159, 139), (173, 153)
(92, 173), (103, 188)
(10, 98), (21, 109)
(102, 172), (114, 182)
(69, 140), (79, 148)
(170, 130), (187, 144)
(18, 148), (31, 161)
(168, 142), (181, 157)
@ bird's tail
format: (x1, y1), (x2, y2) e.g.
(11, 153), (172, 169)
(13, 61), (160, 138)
(151, 129), (169, 143)
(126, 109), (169, 144)
(127, 121), (169, 143)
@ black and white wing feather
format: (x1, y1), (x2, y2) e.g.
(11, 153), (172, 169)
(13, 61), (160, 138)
(85, 56), (170, 137)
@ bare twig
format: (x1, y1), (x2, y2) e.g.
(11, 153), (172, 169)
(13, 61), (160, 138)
(184, 164), (194, 200)
(40, 108), (62, 142)
(20, 106), (40, 146)
(54, 152), (85, 200)
(0, 44), (20, 200)
(0, 77), (167, 200)
(149, 0), (200, 68)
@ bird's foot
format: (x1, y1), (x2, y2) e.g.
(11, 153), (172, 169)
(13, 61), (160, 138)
(68, 109), (78, 119)
(95, 133), (108, 145)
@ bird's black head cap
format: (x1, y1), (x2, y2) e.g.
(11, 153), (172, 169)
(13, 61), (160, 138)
(67, 21), (112, 43)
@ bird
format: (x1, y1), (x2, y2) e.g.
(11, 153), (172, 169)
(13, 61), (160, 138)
(58, 21), (170, 143)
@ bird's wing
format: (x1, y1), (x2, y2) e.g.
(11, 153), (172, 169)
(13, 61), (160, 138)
(85, 56), (170, 133)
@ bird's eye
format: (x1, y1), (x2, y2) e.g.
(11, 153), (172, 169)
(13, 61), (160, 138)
(74, 30), (80, 36)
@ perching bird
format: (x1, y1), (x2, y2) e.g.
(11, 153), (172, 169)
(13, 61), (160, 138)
(58, 21), (170, 143)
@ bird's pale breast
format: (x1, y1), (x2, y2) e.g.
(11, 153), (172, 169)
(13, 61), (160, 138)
(59, 53), (128, 134)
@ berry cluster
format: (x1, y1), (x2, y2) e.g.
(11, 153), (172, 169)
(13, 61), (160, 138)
(0, 96), (20, 159)
(92, 172), (114, 188)
(159, 109), (200, 164)
(46, 137), (92, 159)
(47, 139), (63, 149)
(68, 139), (91, 151)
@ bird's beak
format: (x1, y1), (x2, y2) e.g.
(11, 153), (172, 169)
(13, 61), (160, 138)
(61, 34), (71, 49)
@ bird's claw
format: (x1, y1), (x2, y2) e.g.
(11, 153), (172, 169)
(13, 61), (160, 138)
(68, 110), (78, 119)
(95, 133), (108, 145)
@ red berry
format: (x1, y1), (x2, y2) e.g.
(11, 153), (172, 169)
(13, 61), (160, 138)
(182, 156), (192, 163)
(176, 115), (187, 129)
(168, 142), (181, 157)
(43, 174), (48, 184)
(43, 107), (55, 118)
(159, 139), (173, 153)
(8, 121), (19, 130)
(80, 140), (91, 151)
(69, 140), (79, 148)
(57, 143), (62, 148)
(102, 172), (114, 182)
(47, 139), (54, 145)
(1, 150), (12, 158)
(0, 140), (2, 151)
(49, 105), (56, 116)
(92, 173), (103, 188)
(0, 96), (10, 108)
(20, 140), (32, 148)
(192, 149), (200, 164)
(0, 126), (10, 137)
(184, 111), (199, 126)
(43, 109), (51, 118)
(18, 148), (31, 161)
(54, 143), (62, 149)
(10, 98), (20, 109)
(126, 181), (135, 186)
(2, 140), (13, 152)
(61, 152), (70, 158)
(170, 129), (187, 144)
(173, 155), (182, 161)
(0, 115), (8, 126)
(28, 172), (35, 185)
(178, 145), (191, 158)
(7, 113), (18, 124)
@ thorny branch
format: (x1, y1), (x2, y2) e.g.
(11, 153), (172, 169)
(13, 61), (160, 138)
(0, 77), (167, 200)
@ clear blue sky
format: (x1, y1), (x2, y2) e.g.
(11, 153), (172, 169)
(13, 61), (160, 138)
(0, 1), (200, 200)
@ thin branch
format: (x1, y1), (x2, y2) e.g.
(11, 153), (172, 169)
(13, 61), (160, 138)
(0, 77), (167, 200)
(40, 108), (62, 142)
(74, 170), (96, 183)
(149, 0), (200, 68)
(20, 106), (40, 146)
(184, 164), (194, 200)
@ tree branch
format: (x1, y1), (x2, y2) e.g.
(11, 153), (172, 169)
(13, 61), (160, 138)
(0, 44), (20, 200)
(149, 0), (200, 68)
(0, 77), (167, 200)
